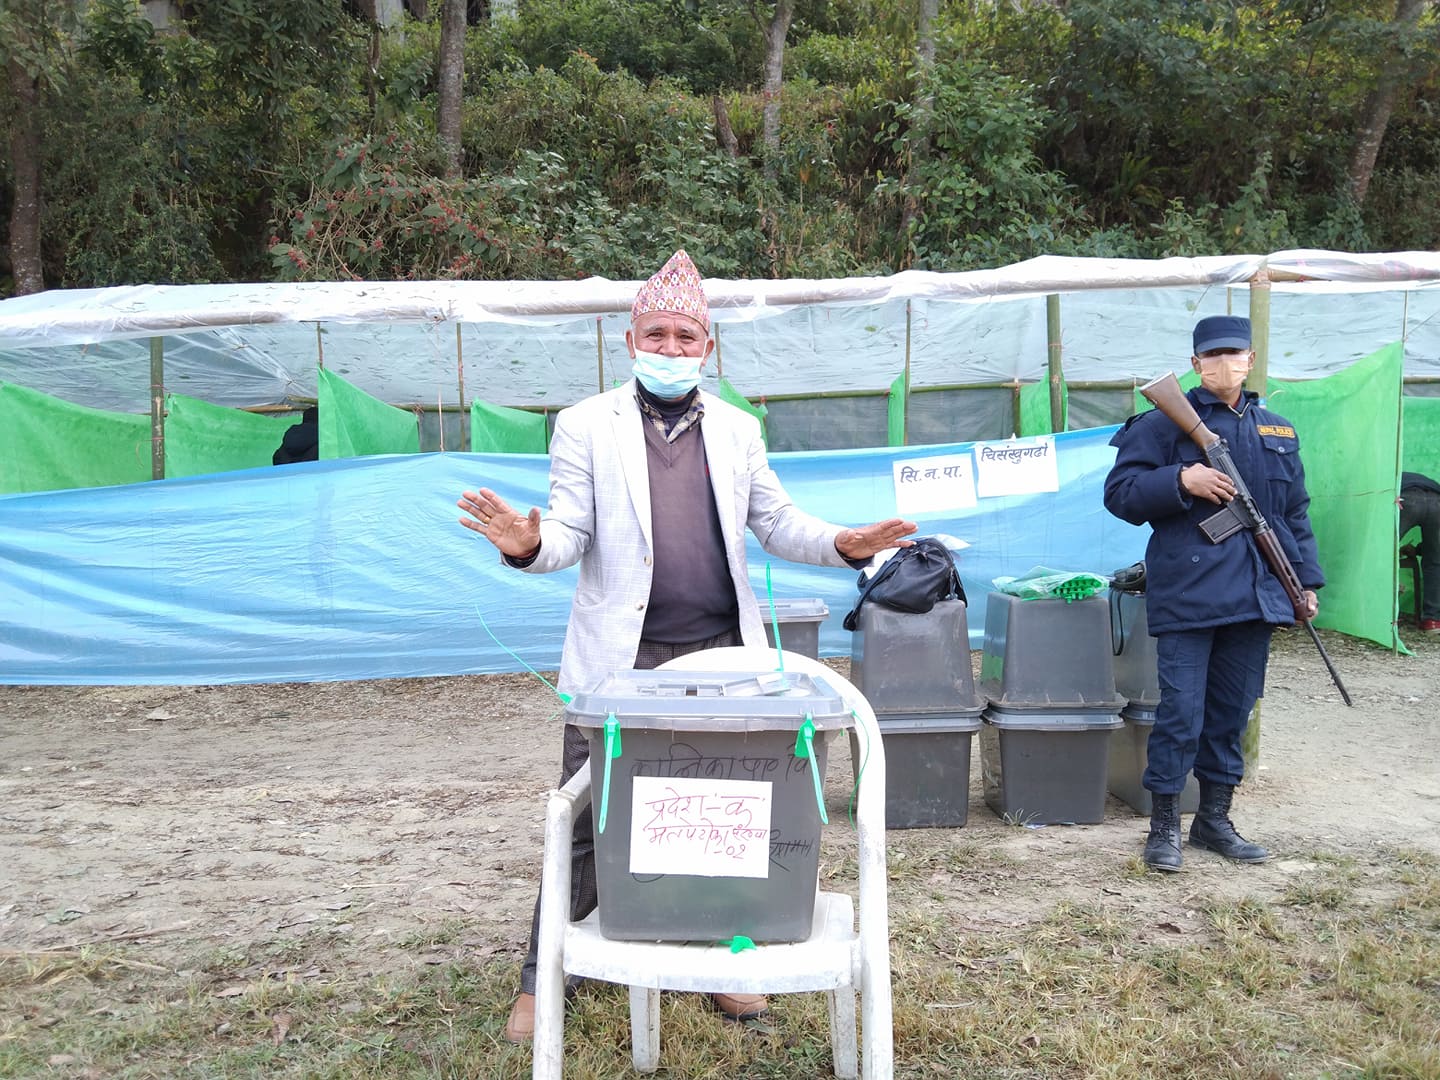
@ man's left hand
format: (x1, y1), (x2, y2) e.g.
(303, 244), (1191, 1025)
(835, 518), (919, 560)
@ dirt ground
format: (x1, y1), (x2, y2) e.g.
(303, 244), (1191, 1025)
(2, 627), (1438, 995)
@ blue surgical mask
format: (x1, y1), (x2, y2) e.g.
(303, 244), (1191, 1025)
(632, 348), (703, 399)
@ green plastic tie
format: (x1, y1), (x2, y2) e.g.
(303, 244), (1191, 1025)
(764, 562), (785, 674)
(725, 935), (757, 954)
(598, 711), (621, 834)
(794, 713), (828, 825)
(474, 604), (571, 704)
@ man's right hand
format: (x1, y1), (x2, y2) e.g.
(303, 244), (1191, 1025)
(458, 487), (542, 559)
(1179, 463), (1236, 505)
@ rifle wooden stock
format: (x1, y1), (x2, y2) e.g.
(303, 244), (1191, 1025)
(1137, 372), (1353, 706)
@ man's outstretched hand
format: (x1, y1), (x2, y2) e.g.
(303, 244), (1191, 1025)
(834, 518), (919, 561)
(458, 487), (542, 559)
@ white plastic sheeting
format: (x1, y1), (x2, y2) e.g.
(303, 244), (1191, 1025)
(0, 429), (1142, 686)
(2, 251), (1439, 414)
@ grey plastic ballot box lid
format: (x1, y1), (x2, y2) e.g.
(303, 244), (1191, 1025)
(874, 710), (983, 736)
(758, 597), (830, 623)
(565, 669), (852, 732)
(982, 706), (1124, 733)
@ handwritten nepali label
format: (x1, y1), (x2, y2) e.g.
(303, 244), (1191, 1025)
(973, 436), (1059, 498)
(629, 776), (773, 879)
(892, 453), (977, 515)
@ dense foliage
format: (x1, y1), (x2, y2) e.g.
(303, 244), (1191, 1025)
(1, 0), (1436, 293)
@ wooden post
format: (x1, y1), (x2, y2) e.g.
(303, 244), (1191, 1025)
(596, 316), (604, 393)
(903, 300), (912, 444)
(1046, 293), (1064, 433)
(1241, 268), (1272, 776)
(456, 322), (467, 451)
(149, 336), (165, 480)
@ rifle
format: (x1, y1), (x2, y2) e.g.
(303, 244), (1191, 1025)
(1138, 372), (1353, 706)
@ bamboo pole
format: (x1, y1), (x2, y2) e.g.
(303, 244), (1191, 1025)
(456, 322), (467, 451)
(149, 336), (165, 480)
(903, 300), (912, 445)
(1242, 268), (1272, 776)
(1047, 293), (1064, 433)
(596, 316), (604, 393)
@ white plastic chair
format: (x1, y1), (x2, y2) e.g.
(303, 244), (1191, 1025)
(531, 647), (893, 1079)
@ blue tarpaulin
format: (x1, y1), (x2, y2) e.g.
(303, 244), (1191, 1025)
(0, 429), (1143, 685)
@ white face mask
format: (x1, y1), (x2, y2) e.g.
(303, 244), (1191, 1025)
(632, 348), (703, 399)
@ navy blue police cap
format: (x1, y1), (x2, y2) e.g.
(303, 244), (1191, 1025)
(1192, 315), (1252, 355)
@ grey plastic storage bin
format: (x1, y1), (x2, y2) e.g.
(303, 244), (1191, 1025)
(979, 592), (1127, 710)
(980, 705), (1123, 824)
(565, 669), (851, 943)
(849, 710), (982, 828)
(759, 597), (829, 660)
(1106, 705), (1201, 815)
(850, 598), (981, 714)
(1109, 589), (1160, 709)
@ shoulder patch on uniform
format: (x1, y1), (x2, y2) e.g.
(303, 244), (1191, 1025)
(1256, 424), (1295, 438)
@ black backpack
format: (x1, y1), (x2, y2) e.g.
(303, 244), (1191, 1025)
(842, 537), (966, 631)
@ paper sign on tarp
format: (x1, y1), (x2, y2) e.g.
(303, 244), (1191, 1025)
(628, 776), (773, 878)
(973, 436), (1059, 498)
(892, 453), (976, 515)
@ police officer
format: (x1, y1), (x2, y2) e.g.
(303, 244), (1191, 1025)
(1104, 315), (1324, 871)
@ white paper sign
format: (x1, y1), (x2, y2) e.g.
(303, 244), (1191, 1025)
(628, 776), (773, 879)
(892, 453), (977, 515)
(973, 437), (1059, 498)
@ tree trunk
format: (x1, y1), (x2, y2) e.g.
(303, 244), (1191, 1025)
(6, 56), (44, 295)
(760, 0), (796, 181)
(900, 0), (939, 263)
(712, 94), (739, 158)
(437, 0), (466, 177)
(1347, 0), (1429, 205)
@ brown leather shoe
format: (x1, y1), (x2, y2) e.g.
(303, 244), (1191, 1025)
(503, 992), (536, 1044)
(710, 991), (769, 1020)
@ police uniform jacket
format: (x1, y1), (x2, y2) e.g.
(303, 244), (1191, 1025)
(1104, 386), (1324, 635)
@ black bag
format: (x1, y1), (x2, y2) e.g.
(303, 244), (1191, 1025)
(842, 537), (966, 631)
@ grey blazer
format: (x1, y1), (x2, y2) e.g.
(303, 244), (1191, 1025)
(516, 380), (848, 695)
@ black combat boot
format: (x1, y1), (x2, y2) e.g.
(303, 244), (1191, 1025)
(1143, 792), (1183, 872)
(1189, 781), (1268, 863)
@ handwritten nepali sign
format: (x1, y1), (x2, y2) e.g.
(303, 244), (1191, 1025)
(892, 453), (977, 516)
(629, 776), (773, 879)
(973, 436), (1059, 498)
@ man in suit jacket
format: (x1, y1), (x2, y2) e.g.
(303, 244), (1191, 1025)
(457, 250), (916, 1042)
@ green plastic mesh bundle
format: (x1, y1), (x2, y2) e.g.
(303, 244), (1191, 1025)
(992, 566), (1109, 603)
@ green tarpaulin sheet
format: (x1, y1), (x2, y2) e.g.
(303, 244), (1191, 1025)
(887, 372), (906, 446)
(0, 382), (149, 494)
(1266, 342), (1403, 650)
(165, 393), (294, 478)
(318, 368), (419, 459)
(1019, 379), (1067, 436)
(470, 398), (549, 454)
(716, 377), (768, 448)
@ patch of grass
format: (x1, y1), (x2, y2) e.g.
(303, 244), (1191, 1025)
(2, 850), (1438, 1077)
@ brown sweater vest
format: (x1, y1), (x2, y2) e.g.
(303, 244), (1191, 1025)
(640, 417), (739, 643)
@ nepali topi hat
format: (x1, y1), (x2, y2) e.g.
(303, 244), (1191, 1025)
(631, 249), (710, 332)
